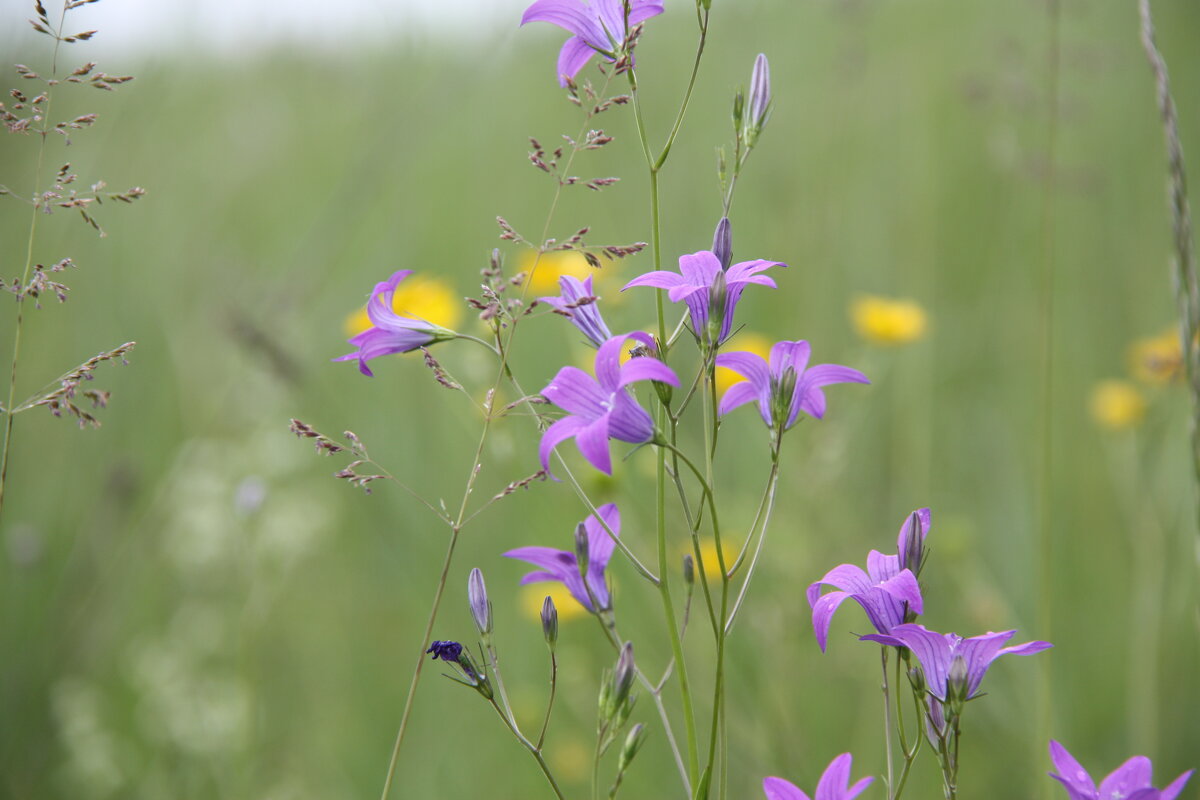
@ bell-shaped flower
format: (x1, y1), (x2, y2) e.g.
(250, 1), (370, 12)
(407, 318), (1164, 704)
(718, 340), (869, 431)
(505, 503), (620, 612)
(1048, 740), (1193, 800)
(521, 0), (665, 87)
(860, 624), (1052, 702)
(807, 548), (923, 653)
(335, 269), (457, 377)
(762, 753), (873, 800)
(541, 274), (612, 347)
(623, 250), (784, 347)
(540, 332), (678, 475)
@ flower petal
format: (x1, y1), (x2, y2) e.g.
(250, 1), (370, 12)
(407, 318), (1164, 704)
(1048, 741), (1097, 799)
(814, 753), (852, 800)
(575, 413), (614, 474)
(718, 381), (764, 422)
(618, 355), (679, 388)
(544, 366), (606, 417)
(877, 568), (923, 616)
(763, 777), (810, 800)
(556, 35), (597, 86)
(1161, 770), (1195, 800)
(539, 415), (587, 473)
(1099, 756), (1154, 800)
(585, 503), (620, 572)
(809, 590), (852, 653)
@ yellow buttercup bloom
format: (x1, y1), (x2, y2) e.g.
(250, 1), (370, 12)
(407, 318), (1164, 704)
(1128, 328), (1183, 385)
(522, 250), (599, 294)
(1090, 380), (1146, 430)
(850, 295), (928, 346)
(521, 582), (589, 623)
(345, 275), (463, 337)
(715, 332), (773, 394)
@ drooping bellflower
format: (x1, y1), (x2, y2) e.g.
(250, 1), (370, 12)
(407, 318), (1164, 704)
(717, 339), (869, 431)
(505, 503), (620, 612)
(520, 0), (665, 87)
(335, 269), (457, 377)
(762, 753), (873, 800)
(860, 624), (1052, 702)
(623, 250), (785, 347)
(539, 332), (678, 475)
(541, 274), (612, 347)
(1048, 740), (1193, 800)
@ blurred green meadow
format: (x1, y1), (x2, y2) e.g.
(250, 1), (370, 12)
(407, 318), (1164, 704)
(1, 0), (1199, 797)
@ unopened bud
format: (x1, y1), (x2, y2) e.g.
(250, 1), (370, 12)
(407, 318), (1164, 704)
(574, 522), (590, 577)
(899, 508), (931, 576)
(946, 654), (970, 710)
(772, 366), (798, 428)
(682, 554), (695, 586)
(468, 567), (492, 635)
(747, 53), (771, 136)
(606, 642), (636, 718)
(706, 270), (728, 346)
(617, 723), (647, 773)
(907, 664), (926, 695)
(732, 90), (744, 133)
(541, 595), (558, 648)
(712, 216), (732, 270)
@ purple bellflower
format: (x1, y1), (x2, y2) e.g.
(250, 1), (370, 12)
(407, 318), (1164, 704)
(335, 269), (457, 377)
(541, 274), (612, 347)
(521, 0), (665, 87)
(624, 250), (784, 347)
(717, 340), (869, 431)
(763, 753), (874, 800)
(540, 332), (678, 475)
(861, 624), (1052, 702)
(807, 547), (924, 653)
(1049, 740), (1193, 800)
(505, 503), (620, 612)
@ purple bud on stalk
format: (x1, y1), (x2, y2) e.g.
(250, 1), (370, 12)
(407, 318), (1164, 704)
(468, 567), (492, 635)
(606, 642), (636, 718)
(541, 595), (558, 648)
(712, 216), (733, 270)
(748, 53), (771, 134)
(574, 522), (590, 578)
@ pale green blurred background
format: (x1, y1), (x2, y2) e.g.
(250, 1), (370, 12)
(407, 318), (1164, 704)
(1, 0), (1198, 798)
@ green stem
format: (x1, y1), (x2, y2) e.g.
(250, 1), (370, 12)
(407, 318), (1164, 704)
(378, 526), (462, 800)
(536, 651), (558, 750)
(882, 649), (895, 800)
(489, 698), (567, 800)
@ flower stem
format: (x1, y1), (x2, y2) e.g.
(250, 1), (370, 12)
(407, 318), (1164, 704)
(489, 698), (567, 800)
(378, 526), (461, 800)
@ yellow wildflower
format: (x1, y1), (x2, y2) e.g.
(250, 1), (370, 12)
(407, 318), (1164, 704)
(715, 332), (773, 394)
(1128, 328), (1183, 385)
(850, 295), (928, 346)
(521, 582), (589, 623)
(344, 275), (463, 337)
(1089, 380), (1146, 430)
(522, 250), (598, 294)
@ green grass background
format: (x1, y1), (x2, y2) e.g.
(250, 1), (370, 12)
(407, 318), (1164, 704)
(1, 0), (1198, 797)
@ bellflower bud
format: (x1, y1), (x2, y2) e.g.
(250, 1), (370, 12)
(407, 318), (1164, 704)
(541, 595), (558, 648)
(682, 553), (695, 586)
(731, 90), (744, 133)
(574, 522), (590, 578)
(606, 642), (636, 718)
(946, 654), (970, 713)
(468, 567), (492, 636)
(617, 723), (647, 773)
(747, 53), (771, 138)
(706, 270), (728, 348)
(712, 216), (732, 270)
